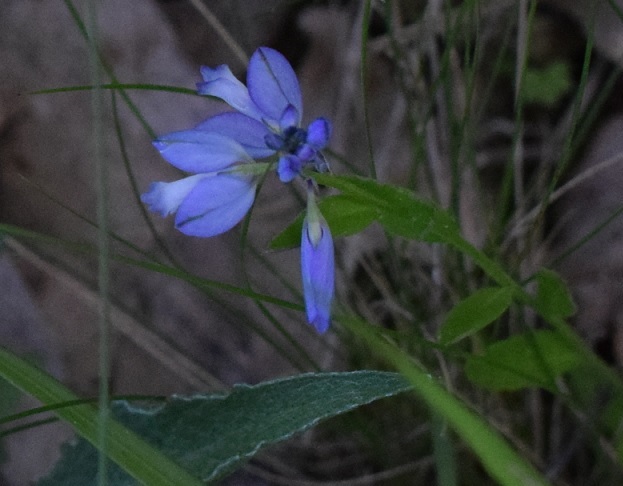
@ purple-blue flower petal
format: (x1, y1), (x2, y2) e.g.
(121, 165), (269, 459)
(264, 133), (283, 151)
(141, 175), (208, 217)
(153, 131), (252, 173)
(277, 155), (302, 183)
(301, 219), (334, 333)
(197, 64), (264, 120)
(174, 174), (256, 237)
(247, 47), (303, 124)
(296, 144), (315, 162)
(279, 104), (300, 132)
(306, 118), (331, 149)
(196, 113), (274, 158)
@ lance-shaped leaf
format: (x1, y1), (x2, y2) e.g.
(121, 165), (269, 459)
(271, 195), (375, 250)
(439, 287), (514, 345)
(40, 371), (411, 485)
(534, 269), (576, 321)
(312, 173), (460, 243)
(465, 330), (582, 392)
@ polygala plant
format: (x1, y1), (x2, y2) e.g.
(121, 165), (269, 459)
(142, 47), (335, 333)
(2, 2), (623, 485)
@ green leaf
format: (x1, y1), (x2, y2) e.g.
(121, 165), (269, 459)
(522, 61), (572, 107)
(0, 347), (203, 486)
(439, 287), (514, 345)
(320, 195), (377, 237)
(311, 174), (516, 288)
(534, 269), (576, 320)
(0, 376), (20, 466)
(270, 212), (304, 249)
(40, 371), (411, 484)
(312, 174), (460, 242)
(0, 375), (20, 416)
(466, 330), (582, 391)
(270, 195), (376, 250)
(341, 315), (550, 486)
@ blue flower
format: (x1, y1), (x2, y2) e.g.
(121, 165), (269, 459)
(141, 132), (258, 237)
(197, 47), (331, 183)
(301, 192), (335, 333)
(143, 47), (336, 333)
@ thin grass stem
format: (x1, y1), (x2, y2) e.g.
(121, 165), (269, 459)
(360, 0), (378, 179)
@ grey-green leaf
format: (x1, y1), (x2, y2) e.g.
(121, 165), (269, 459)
(40, 371), (411, 485)
(439, 287), (514, 345)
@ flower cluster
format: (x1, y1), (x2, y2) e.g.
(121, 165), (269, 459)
(142, 47), (334, 333)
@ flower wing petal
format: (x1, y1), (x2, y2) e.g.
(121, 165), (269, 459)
(279, 104), (300, 132)
(301, 219), (334, 333)
(247, 47), (303, 124)
(197, 65), (264, 120)
(174, 174), (256, 237)
(153, 131), (252, 173)
(141, 174), (208, 217)
(196, 113), (274, 158)
(277, 155), (302, 183)
(306, 118), (332, 149)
